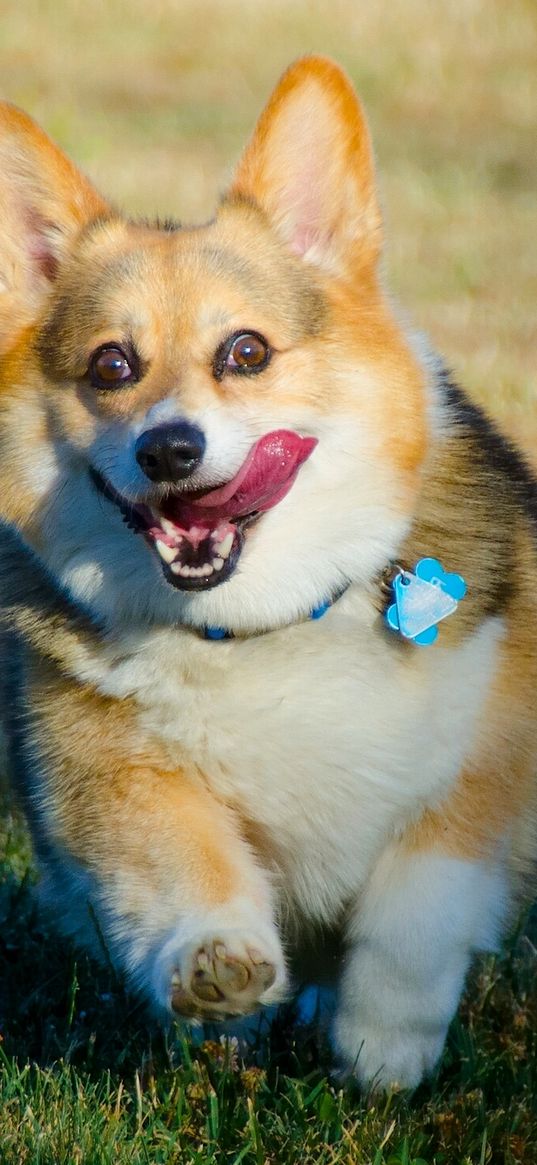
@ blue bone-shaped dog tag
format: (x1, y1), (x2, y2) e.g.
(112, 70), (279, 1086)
(386, 558), (466, 646)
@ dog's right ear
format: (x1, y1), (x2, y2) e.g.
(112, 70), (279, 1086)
(227, 56), (382, 280)
(0, 103), (109, 350)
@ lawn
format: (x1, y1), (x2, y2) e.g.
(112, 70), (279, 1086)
(0, 1), (536, 1161)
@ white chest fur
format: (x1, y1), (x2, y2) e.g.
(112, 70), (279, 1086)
(87, 592), (501, 922)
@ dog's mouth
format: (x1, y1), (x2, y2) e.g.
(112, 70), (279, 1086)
(90, 430), (317, 590)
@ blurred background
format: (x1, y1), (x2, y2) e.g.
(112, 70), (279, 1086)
(1, 0), (535, 447)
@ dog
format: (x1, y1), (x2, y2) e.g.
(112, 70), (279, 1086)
(0, 55), (536, 1091)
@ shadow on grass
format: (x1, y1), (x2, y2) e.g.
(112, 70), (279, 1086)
(0, 797), (329, 1084)
(0, 863), (148, 1073)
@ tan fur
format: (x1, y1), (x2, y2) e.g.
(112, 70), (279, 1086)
(26, 655), (245, 908)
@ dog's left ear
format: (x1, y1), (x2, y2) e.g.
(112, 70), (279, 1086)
(227, 55), (382, 278)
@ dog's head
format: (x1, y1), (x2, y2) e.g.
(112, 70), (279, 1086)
(0, 57), (428, 633)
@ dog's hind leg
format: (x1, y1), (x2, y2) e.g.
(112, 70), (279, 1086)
(332, 837), (508, 1091)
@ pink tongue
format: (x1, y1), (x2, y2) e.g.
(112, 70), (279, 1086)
(177, 430), (317, 526)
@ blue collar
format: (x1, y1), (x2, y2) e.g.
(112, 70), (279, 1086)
(200, 555), (467, 644)
(202, 591), (345, 641)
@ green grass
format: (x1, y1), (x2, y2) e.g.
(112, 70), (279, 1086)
(1, 0), (536, 1159)
(1, 797), (537, 1163)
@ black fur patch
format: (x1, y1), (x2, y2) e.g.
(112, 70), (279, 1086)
(0, 520), (104, 648)
(441, 372), (537, 534)
(0, 521), (104, 847)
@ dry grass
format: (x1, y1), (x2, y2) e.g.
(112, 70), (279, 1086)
(1, 0), (535, 439)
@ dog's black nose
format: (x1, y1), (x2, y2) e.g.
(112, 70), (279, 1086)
(135, 422), (206, 483)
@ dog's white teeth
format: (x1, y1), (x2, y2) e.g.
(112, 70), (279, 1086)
(216, 532), (234, 559)
(169, 560), (217, 580)
(161, 517), (181, 539)
(155, 540), (178, 565)
(212, 557), (224, 571)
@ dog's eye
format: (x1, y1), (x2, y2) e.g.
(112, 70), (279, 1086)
(89, 345), (134, 389)
(214, 332), (270, 379)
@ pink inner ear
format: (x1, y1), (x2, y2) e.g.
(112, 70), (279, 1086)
(277, 159), (330, 257)
(31, 243), (59, 281)
(259, 87), (351, 263)
(286, 183), (324, 256)
(289, 225), (319, 257)
(25, 210), (60, 282)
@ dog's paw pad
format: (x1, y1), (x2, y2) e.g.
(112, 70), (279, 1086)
(170, 934), (281, 1019)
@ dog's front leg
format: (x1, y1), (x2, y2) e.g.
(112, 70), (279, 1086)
(333, 836), (507, 1091)
(18, 656), (287, 1021)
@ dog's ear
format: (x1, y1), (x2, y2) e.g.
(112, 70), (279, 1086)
(0, 103), (109, 347)
(227, 56), (382, 278)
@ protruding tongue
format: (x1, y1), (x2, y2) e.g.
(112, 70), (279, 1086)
(174, 430), (317, 527)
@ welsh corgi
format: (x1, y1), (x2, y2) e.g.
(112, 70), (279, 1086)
(1, 56), (536, 1091)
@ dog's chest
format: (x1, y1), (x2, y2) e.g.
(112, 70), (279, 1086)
(95, 600), (500, 916)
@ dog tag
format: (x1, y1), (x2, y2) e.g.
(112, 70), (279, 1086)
(385, 558), (466, 645)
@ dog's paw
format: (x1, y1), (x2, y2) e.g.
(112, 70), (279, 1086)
(170, 933), (284, 1019)
(150, 906), (287, 1021)
(334, 1013), (447, 1092)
